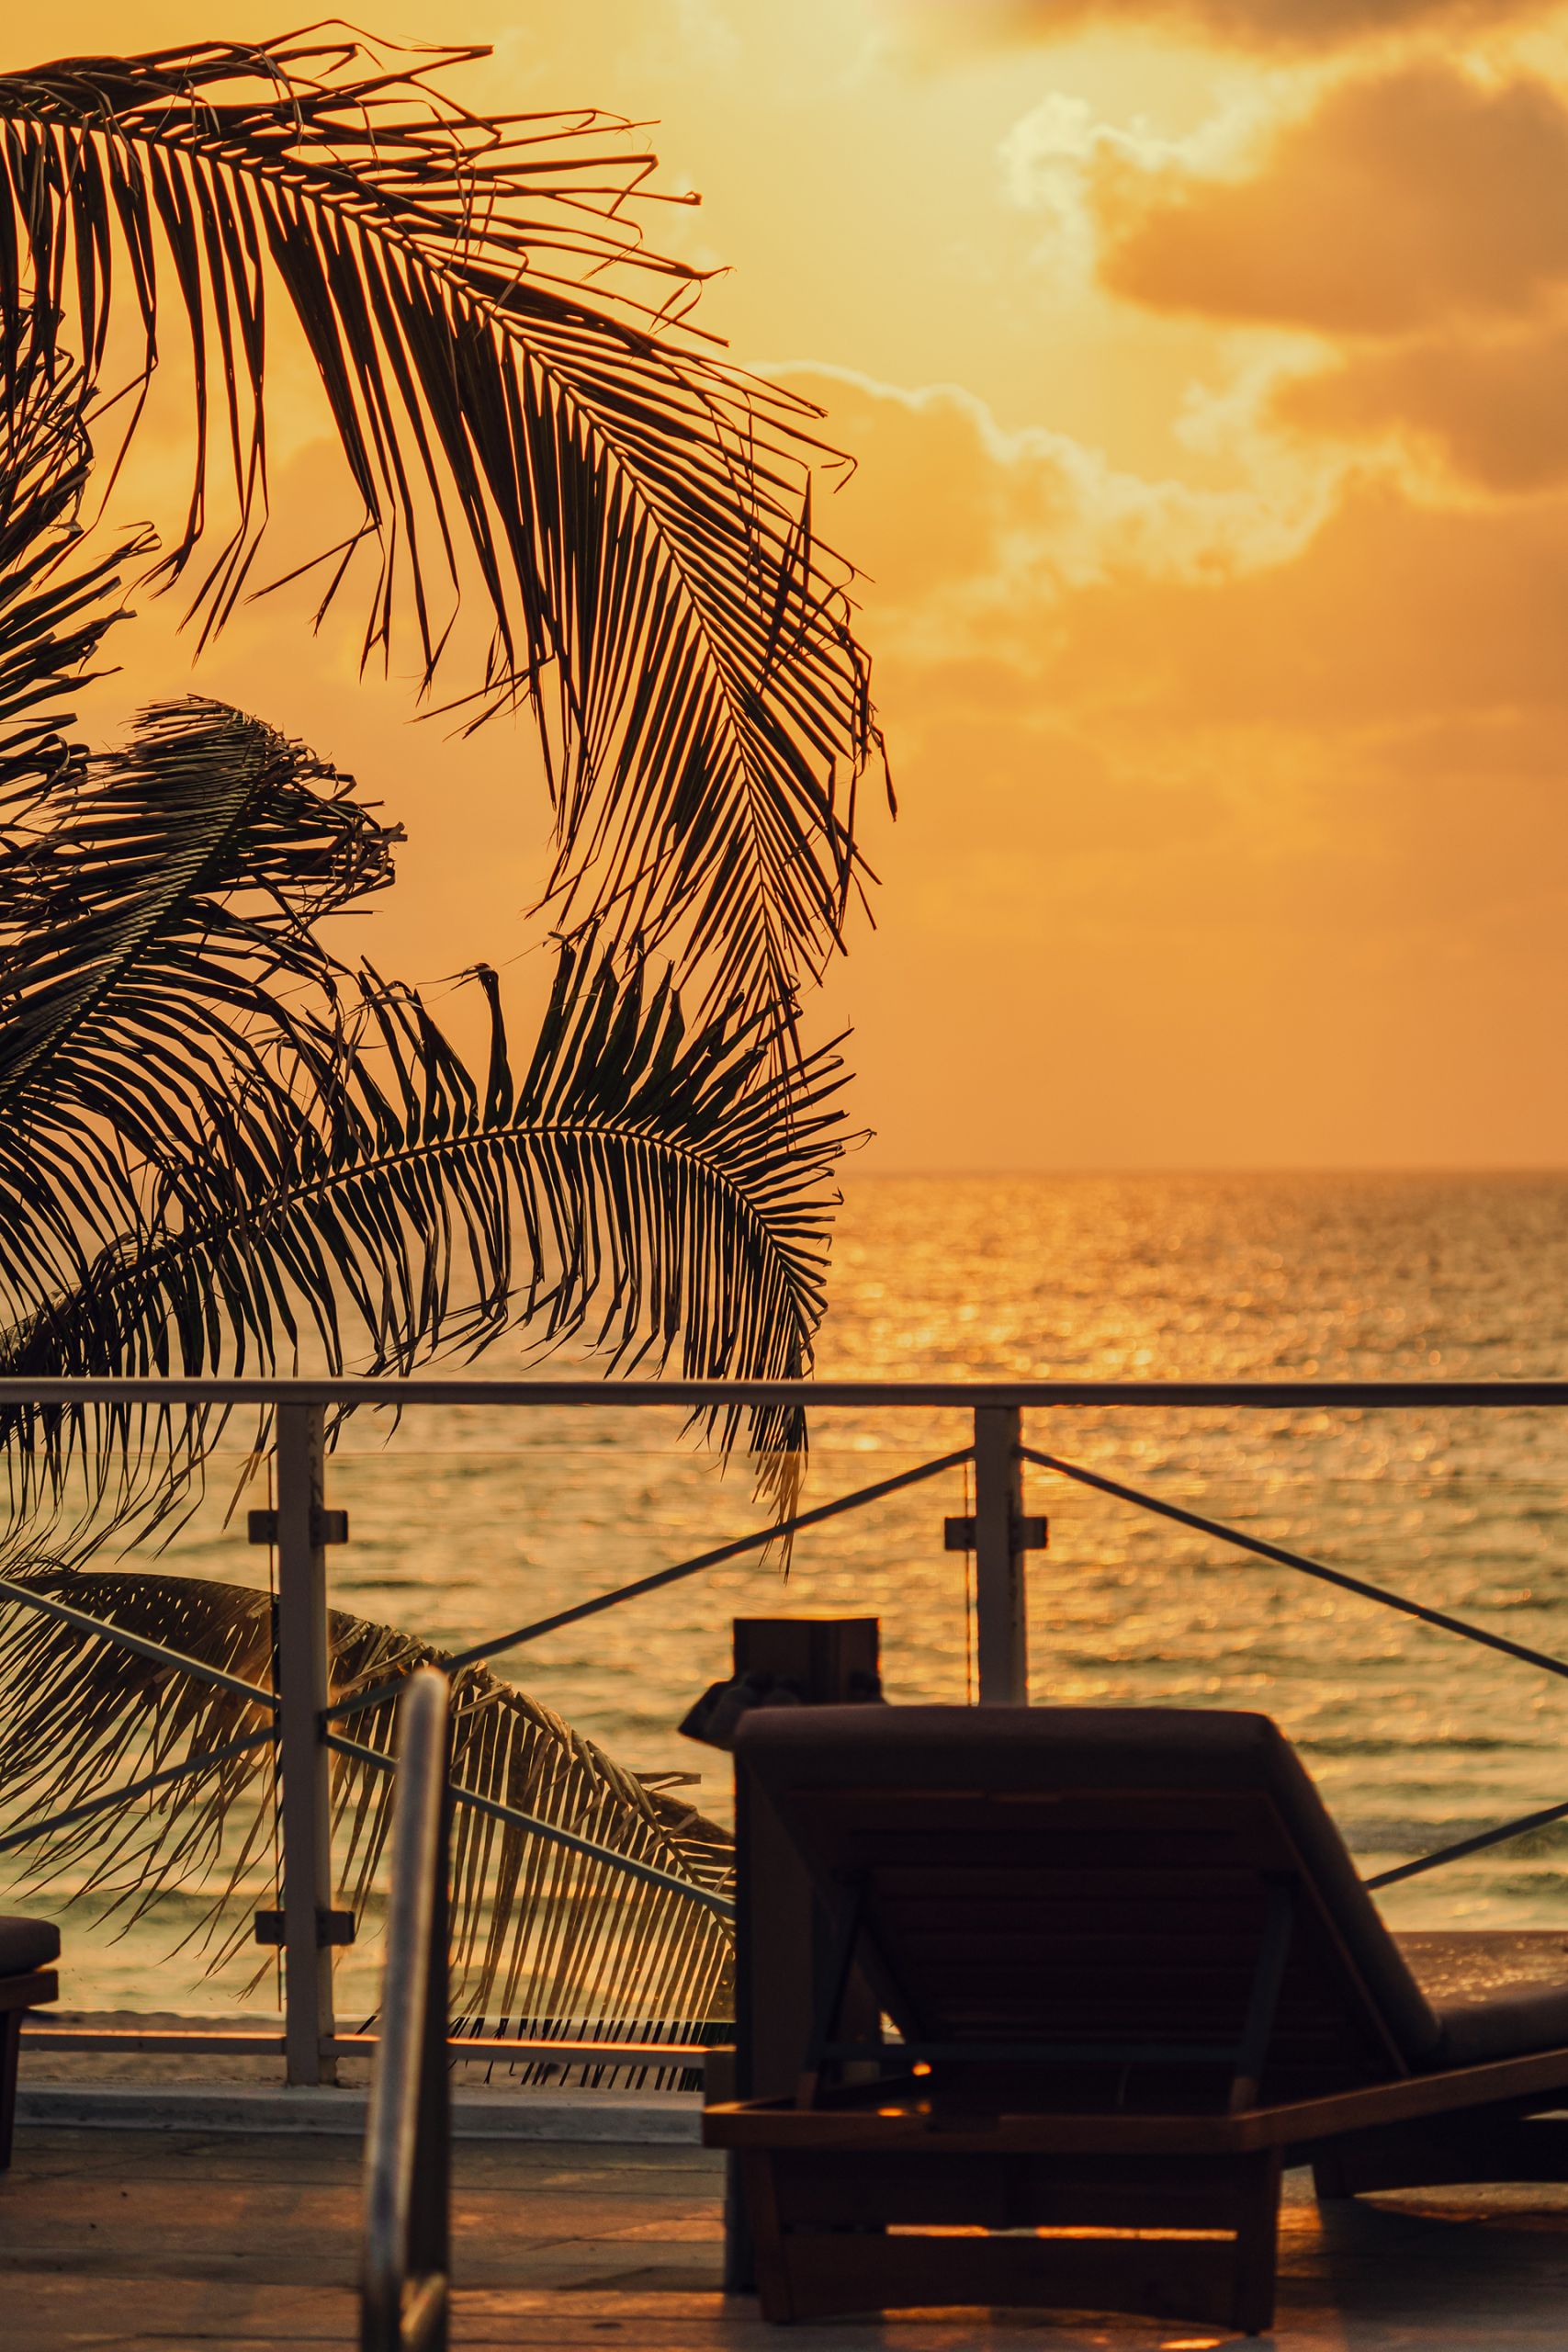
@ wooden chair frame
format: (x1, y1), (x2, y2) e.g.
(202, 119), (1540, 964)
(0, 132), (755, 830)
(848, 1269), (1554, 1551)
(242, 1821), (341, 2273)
(1, 1969), (58, 2172)
(706, 1710), (1568, 2335)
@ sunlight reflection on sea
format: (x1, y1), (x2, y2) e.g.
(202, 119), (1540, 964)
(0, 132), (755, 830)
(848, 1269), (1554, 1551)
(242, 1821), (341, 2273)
(17, 1169), (1568, 2009)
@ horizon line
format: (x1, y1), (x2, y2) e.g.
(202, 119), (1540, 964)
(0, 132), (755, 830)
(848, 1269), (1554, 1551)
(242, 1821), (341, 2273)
(844, 1163), (1568, 1180)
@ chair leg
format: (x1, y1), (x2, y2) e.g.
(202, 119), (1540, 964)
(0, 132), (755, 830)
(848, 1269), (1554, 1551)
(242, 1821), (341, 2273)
(739, 2154), (795, 2323)
(0, 2009), (21, 2173)
(722, 2152), (757, 2294)
(1230, 2151), (1282, 2336)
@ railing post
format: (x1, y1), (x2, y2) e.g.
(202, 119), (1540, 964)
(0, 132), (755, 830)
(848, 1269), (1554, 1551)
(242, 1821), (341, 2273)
(276, 1401), (337, 2087)
(407, 1687), (451, 2345)
(973, 1405), (1029, 1705)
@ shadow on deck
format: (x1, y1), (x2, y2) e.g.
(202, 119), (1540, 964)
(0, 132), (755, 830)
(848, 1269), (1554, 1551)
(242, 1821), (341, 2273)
(6, 2127), (1568, 2349)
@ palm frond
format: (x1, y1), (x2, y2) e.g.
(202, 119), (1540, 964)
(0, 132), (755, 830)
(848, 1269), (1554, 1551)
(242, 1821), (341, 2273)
(3, 930), (849, 1520)
(0, 31), (886, 1027)
(0, 695), (399, 1543)
(0, 1566), (734, 2063)
(0, 694), (396, 1123)
(0, 312), (141, 805)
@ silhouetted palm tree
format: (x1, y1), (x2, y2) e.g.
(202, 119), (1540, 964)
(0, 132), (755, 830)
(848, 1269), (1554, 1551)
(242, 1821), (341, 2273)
(0, 30), (884, 1028)
(0, 32), (883, 2041)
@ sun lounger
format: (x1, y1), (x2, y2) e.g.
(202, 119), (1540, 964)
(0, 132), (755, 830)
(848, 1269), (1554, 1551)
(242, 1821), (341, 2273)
(704, 1705), (1568, 2332)
(0, 1915), (59, 2171)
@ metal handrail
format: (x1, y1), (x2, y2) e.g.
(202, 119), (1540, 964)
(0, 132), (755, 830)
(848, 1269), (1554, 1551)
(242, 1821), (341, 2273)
(4, 1373), (1568, 1406)
(361, 1668), (451, 2352)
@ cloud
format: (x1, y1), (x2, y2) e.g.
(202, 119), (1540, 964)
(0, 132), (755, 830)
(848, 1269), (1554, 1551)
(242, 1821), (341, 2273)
(1273, 326), (1568, 491)
(1096, 65), (1568, 334)
(784, 364), (1328, 672)
(999, 89), (1268, 287)
(797, 357), (1568, 752)
(798, 359), (1568, 1151)
(901, 0), (1549, 52)
(1048, 480), (1568, 738)
(804, 361), (1568, 927)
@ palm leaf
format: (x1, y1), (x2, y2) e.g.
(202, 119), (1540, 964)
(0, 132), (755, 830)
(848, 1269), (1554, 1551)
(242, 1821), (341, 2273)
(3, 932), (849, 1516)
(0, 31), (886, 1028)
(0, 311), (141, 805)
(0, 1566), (734, 2066)
(0, 695), (400, 1544)
(0, 695), (395, 1129)
(0, 696), (848, 1542)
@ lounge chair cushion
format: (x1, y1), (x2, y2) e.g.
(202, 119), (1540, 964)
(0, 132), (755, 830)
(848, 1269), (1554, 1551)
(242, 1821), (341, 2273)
(734, 1704), (1449, 2070)
(0, 1914), (60, 1975)
(737, 1706), (1568, 2081)
(1400, 1931), (1568, 2065)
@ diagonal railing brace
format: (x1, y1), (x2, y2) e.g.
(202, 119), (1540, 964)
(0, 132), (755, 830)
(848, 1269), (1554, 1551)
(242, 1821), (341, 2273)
(1366, 1796), (1568, 1891)
(1021, 1440), (1568, 1887)
(0, 1569), (279, 1712)
(0, 1725), (278, 1856)
(1020, 1444), (1568, 1686)
(323, 1728), (735, 1920)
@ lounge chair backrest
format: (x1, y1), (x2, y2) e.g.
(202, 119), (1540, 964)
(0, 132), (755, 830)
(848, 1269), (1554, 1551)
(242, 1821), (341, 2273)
(734, 1705), (1444, 2099)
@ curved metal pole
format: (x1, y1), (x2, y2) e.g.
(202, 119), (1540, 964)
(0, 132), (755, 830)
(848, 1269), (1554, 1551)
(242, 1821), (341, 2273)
(361, 1668), (450, 2352)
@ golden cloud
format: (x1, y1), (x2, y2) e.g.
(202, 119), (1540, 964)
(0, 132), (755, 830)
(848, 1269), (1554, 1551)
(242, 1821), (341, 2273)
(1097, 64), (1568, 333)
(901, 0), (1547, 52)
(787, 364), (1326, 677)
(792, 356), (1568, 1166)
(1274, 325), (1568, 492)
(804, 359), (1568, 752)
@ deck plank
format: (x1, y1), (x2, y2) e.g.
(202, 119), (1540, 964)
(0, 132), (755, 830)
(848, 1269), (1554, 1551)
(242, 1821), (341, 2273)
(8, 2125), (1568, 2347)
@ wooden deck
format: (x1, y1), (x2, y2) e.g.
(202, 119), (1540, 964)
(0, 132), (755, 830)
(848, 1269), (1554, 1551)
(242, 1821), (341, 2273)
(8, 2123), (1568, 2347)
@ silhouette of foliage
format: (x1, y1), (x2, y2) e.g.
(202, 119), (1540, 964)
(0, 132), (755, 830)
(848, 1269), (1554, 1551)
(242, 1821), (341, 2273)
(0, 29), (886, 2036)
(0, 1568), (736, 2064)
(0, 30), (886, 1030)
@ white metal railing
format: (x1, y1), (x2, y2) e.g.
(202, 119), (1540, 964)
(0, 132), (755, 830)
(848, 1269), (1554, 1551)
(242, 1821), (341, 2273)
(5, 1372), (1568, 2084)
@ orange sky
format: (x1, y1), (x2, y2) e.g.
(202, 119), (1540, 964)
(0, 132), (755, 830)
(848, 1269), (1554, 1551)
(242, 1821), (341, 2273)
(25, 1), (1568, 1168)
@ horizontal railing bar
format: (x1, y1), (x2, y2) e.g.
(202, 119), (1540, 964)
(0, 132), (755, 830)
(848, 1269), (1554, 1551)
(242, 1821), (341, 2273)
(321, 1731), (736, 1921)
(0, 1724), (277, 1855)
(337, 2034), (714, 2066)
(21, 2028), (288, 2055)
(1, 1375), (1568, 1409)
(0, 1570), (281, 1713)
(1365, 1796), (1568, 1890)
(1021, 1445), (1568, 1685)
(327, 1447), (974, 1723)
(19, 2026), (716, 2068)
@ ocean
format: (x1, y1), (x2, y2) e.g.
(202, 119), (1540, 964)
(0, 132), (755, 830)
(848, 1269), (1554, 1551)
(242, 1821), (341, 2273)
(13, 1170), (1568, 2013)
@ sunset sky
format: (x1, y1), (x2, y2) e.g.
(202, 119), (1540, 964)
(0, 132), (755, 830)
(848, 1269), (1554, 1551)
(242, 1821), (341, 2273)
(27, 1), (1568, 1169)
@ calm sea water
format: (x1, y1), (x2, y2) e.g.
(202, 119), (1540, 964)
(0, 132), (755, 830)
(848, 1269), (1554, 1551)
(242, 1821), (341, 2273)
(17, 1170), (1568, 2011)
